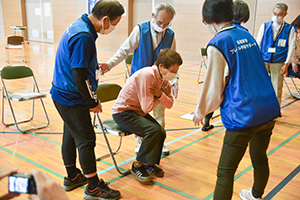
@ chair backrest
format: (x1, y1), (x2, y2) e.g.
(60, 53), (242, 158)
(0, 65), (33, 80)
(7, 36), (24, 45)
(95, 84), (122, 103)
(200, 48), (207, 57)
(125, 54), (133, 65)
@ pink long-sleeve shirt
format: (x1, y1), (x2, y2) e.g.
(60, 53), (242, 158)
(112, 65), (174, 116)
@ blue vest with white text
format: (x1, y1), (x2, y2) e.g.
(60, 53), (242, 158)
(208, 27), (280, 130)
(131, 21), (174, 75)
(51, 14), (98, 106)
(261, 21), (293, 63)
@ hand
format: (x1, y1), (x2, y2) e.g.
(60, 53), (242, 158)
(149, 83), (162, 98)
(29, 169), (68, 200)
(0, 167), (20, 199)
(280, 63), (289, 77)
(0, 166), (18, 180)
(90, 102), (103, 113)
(171, 83), (179, 99)
(99, 63), (109, 75)
(192, 112), (203, 127)
(161, 81), (171, 95)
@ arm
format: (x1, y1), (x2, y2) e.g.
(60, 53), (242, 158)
(106, 26), (140, 70)
(193, 46), (229, 124)
(72, 68), (102, 113)
(69, 33), (102, 112)
(281, 28), (297, 76)
(149, 80), (173, 109)
(256, 23), (265, 49)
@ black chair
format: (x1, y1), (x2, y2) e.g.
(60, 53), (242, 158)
(5, 35), (27, 63)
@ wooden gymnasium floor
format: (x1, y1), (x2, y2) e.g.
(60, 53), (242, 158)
(0, 39), (299, 200)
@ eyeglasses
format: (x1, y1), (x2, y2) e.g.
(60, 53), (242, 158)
(154, 17), (172, 28)
(273, 12), (284, 18)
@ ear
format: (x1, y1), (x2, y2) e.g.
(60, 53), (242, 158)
(152, 13), (155, 18)
(283, 12), (288, 18)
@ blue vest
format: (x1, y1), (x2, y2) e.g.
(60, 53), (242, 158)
(131, 21), (174, 75)
(261, 21), (293, 63)
(208, 27), (280, 130)
(51, 14), (98, 106)
(231, 21), (248, 31)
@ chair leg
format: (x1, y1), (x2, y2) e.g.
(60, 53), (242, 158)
(5, 47), (9, 63)
(284, 78), (294, 98)
(96, 137), (122, 161)
(95, 113), (130, 175)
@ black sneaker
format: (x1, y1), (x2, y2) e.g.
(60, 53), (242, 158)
(83, 179), (121, 200)
(130, 161), (152, 184)
(145, 165), (164, 177)
(63, 172), (87, 191)
(201, 125), (214, 131)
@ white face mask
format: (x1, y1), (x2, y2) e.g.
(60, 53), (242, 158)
(162, 69), (176, 81)
(207, 24), (217, 35)
(272, 15), (283, 26)
(151, 19), (168, 33)
(99, 20), (115, 35)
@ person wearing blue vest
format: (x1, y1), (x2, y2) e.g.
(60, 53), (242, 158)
(232, 0), (249, 31)
(193, 0), (280, 199)
(50, 1), (124, 199)
(202, 0), (251, 132)
(99, 3), (178, 156)
(256, 3), (297, 107)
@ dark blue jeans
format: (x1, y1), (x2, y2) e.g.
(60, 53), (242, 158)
(113, 110), (166, 165)
(213, 120), (275, 200)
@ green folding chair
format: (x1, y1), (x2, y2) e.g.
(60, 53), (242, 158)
(92, 83), (132, 175)
(1, 65), (49, 133)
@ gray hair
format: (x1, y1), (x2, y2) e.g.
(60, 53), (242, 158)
(153, 3), (176, 18)
(273, 3), (288, 14)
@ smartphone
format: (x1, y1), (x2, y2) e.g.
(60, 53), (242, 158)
(8, 173), (37, 194)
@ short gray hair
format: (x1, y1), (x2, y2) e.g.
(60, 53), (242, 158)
(153, 3), (176, 18)
(273, 3), (288, 14)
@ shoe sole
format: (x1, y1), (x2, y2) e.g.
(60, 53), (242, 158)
(63, 180), (87, 191)
(83, 193), (121, 200)
(130, 169), (153, 185)
(147, 170), (164, 177)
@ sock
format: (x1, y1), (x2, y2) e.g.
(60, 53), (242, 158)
(204, 112), (213, 128)
(66, 165), (78, 180)
(87, 175), (99, 190)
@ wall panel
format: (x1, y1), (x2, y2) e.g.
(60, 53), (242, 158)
(1, 0), (22, 37)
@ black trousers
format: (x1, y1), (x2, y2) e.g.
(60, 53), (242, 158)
(53, 101), (96, 175)
(113, 110), (166, 165)
(213, 120), (275, 199)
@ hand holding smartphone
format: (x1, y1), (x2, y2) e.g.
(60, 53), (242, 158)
(8, 173), (37, 194)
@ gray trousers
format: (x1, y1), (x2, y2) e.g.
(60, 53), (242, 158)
(113, 110), (166, 165)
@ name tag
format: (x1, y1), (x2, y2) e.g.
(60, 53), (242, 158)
(268, 47), (276, 53)
(278, 39), (286, 47)
(96, 69), (101, 80)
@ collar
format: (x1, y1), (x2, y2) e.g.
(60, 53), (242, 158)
(81, 14), (98, 40)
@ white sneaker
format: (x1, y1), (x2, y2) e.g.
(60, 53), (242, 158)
(162, 145), (170, 155)
(239, 189), (262, 200)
